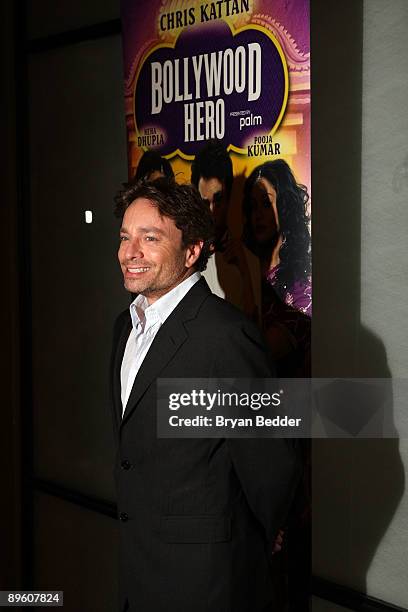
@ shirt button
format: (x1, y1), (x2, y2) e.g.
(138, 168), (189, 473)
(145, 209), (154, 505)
(121, 459), (131, 470)
(119, 512), (129, 522)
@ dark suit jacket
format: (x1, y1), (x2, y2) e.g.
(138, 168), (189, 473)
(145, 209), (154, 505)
(109, 278), (300, 612)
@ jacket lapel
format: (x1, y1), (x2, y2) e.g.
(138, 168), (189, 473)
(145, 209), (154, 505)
(120, 278), (211, 428)
(112, 314), (132, 427)
(120, 318), (187, 426)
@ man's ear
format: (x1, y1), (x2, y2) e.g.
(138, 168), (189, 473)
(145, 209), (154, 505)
(185, 241), (204, 269)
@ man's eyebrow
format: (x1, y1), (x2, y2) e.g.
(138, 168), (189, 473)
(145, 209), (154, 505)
(139, 226), (166, 234)
(119, 225), (166, 235)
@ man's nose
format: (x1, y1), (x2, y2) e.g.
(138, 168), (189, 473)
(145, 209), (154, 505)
(124, 238), (143, 260)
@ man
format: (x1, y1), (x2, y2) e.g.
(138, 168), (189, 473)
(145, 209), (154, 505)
(110, 178), (300, 612)
(190, 140), (233, 249)
(191, 141), (259, 318)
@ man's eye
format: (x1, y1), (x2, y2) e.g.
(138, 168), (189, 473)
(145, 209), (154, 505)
(145, 236), (157, 242)
(119, 236), (128, 242)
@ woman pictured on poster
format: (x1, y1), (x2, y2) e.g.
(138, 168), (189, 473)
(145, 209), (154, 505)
(242, 159), (311, 377)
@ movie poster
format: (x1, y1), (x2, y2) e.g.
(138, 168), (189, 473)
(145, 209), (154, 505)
(120, 0), (311, 374)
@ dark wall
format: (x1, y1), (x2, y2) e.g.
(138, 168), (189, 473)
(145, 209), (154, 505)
(0, 0), (22, 590)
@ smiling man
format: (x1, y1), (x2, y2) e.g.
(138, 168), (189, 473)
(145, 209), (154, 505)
(119, 194), (202, 299)
(110, 178), (300, 612)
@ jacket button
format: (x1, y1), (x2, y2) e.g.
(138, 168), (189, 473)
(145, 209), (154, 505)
(119, 512), (129, 522)
(121, 459), (131, 470)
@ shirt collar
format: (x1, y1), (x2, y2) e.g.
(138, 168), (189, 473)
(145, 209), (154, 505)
(129, 271), (201, 332)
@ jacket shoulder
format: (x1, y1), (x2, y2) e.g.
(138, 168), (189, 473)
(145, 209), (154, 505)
(200, 293), (260, 334)
(196, 294), (273, 376)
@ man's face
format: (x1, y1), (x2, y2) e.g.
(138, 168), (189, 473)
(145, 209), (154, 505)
(118, 198), (200, 303)
(198, 177), (229, 233)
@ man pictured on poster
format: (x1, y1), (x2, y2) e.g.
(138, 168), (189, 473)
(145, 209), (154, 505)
(110, 178), (300, 612)
(191, 140), (259, 319)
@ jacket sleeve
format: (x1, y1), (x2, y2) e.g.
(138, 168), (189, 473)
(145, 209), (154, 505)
(213, 319), (302, 546)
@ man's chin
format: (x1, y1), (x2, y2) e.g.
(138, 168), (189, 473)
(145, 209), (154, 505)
(124, 280), (147, 294)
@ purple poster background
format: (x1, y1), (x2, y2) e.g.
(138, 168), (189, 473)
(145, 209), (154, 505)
(120, 0), (310, 187)
(134, 20), (287, 157)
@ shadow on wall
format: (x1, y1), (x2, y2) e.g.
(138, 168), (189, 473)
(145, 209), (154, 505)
(313, 328), (405, 595)
(311, 0), (405, 602)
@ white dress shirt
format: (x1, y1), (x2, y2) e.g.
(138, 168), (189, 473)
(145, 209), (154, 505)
(120, 271), (201, 416)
